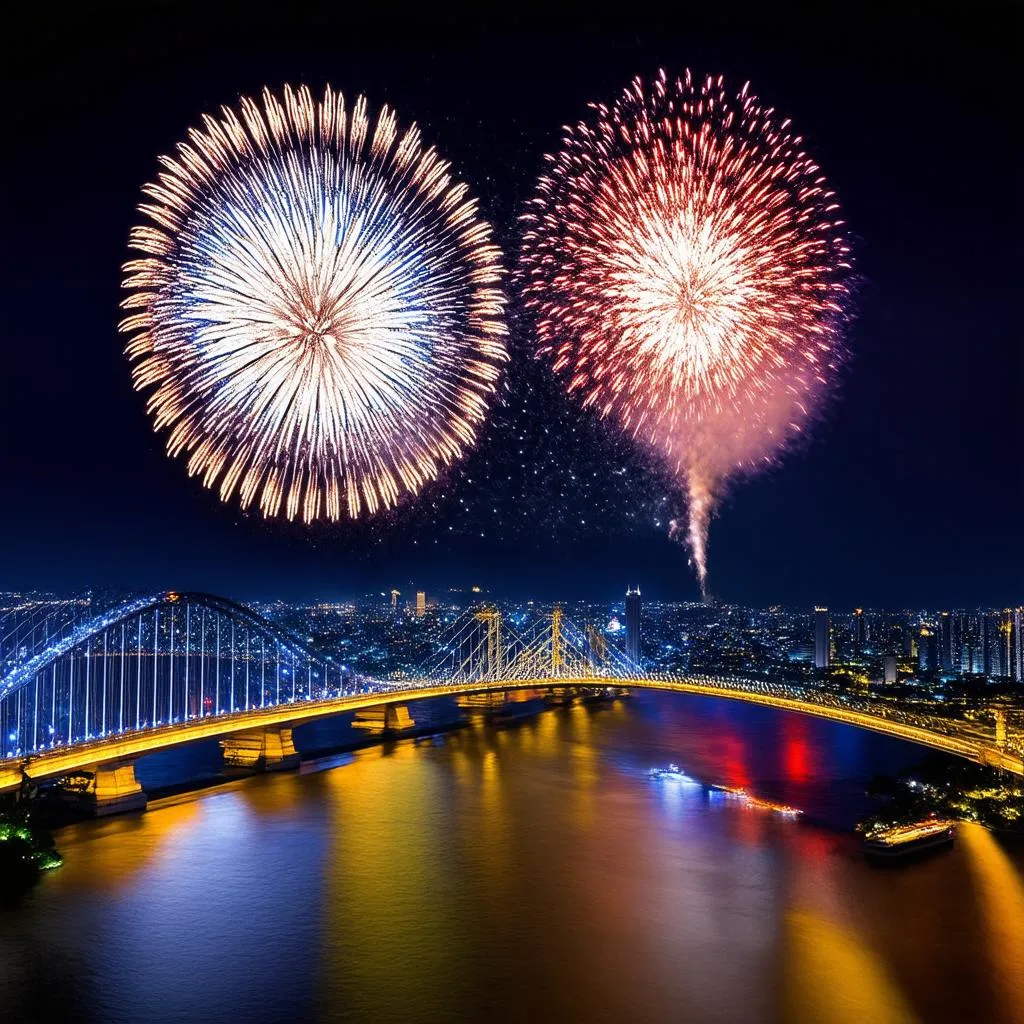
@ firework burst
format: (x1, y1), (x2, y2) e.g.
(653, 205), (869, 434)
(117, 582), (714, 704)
(520, 70), (853, 593)
(120, 84), (506, 523)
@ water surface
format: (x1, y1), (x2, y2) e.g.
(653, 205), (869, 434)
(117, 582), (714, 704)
(1, 692), (1021, 1023)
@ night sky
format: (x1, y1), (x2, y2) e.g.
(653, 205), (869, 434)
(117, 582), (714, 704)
(2, 8), (1020, 605)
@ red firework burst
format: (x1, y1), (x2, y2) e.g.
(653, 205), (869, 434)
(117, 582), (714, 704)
(519, 70), (853, 591)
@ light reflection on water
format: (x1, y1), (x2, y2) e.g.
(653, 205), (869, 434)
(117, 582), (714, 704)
(0, 692), (1021, 1023)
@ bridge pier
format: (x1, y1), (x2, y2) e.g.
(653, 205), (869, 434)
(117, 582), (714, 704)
(544, 687), (578, 707)
(352, 705), (415, 734)
(64, 760), (148, 817)
(456, 692), (508, 714)
(221, 727), (300, 771)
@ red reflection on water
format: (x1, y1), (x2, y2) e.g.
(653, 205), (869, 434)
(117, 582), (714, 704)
(718, 732), (751, 789)
(783, 718), (812, 784)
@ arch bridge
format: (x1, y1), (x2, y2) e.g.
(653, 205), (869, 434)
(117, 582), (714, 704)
(0, 593), (1020, 811)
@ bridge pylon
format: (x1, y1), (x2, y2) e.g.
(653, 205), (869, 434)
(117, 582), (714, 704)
(551, 605), (564, 676)
(473, 607), (503, 680)
(586, 625), (606, 669)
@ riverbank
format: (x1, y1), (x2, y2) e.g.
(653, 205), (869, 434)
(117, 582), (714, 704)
(0, 804), (62, 903)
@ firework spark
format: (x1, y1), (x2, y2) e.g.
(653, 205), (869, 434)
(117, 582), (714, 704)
(520, 70), (853, 593)
(121, 85), (506, 523)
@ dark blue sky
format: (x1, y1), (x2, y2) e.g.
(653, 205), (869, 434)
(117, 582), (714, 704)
(2, 7), (1020, 606)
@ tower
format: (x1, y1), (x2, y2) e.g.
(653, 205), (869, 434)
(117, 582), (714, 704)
(982, 612), (1002, 676)
(853, 608), (865, 655)
(473, 606), (502, 678)
(814, 607), (831, 669)
(390, 589), (400, 613)
(939, 612), (953, 672)
(918, 628), (937, 672)
(625, 587), (642, 667)
(1000, 609), (1014, 680)
(551, 605), (564, 675)
(1014, 607), (1023, 682)
(415, 591), (426, 618)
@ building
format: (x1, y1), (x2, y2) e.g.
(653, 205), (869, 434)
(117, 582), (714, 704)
(853, 608), (865, 654)
(415, 591), (426, 618)
(939, 612), (953, 672)
(814, 607), (831, 669)
(1014, 607), (1024, 682)
(625, 587), (642, 666)
(883, 655), (898, 685)
(982, 612), (1003, 676)
(390, 589), (400, 613)
(999, 609), (1016, 681)
(918, 628), (938, 672)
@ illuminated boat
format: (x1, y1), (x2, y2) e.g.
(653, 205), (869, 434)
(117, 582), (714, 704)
(648, 764), (696, 782)
(709, 784), (802, 817)
(862, 820), (955, 859)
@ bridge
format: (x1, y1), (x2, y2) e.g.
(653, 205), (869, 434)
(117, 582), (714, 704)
(0, 592), (1020, 813)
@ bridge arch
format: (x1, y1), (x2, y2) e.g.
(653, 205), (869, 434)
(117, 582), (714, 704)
(0, 591), (352, 762)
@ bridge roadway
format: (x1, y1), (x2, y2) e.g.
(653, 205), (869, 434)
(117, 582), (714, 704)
(1, 675), (1020, 793)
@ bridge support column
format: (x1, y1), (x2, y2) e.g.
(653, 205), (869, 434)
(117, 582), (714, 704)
(81, 761), (147, 817)
(544, 688), (578, 707)
(352, 705), (415, 734)
(221, 727), (299, 771)
(995, 710), (1007, 748)
(455, 692), (507, 713)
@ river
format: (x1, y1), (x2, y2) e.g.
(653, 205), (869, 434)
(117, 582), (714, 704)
(1, 692), (1022, 1023)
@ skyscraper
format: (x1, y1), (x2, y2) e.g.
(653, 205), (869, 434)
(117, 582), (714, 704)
(918, 628), (937, 672)
(415, 591), (426, 618)
(939, 612), (953, 672)
(1000, 609), (1015, 681)
(1014, 607), (1023, 682)
(625, 587), (642, 667)
(982, 612), (1003, 676)
(390, 589), (400, 612)
(814, 607), (831, 669)
(883, 655), (898, 685)
(853, 608), (865, 655)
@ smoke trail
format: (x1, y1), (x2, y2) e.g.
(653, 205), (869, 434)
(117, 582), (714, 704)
(685, 476), (713, 598)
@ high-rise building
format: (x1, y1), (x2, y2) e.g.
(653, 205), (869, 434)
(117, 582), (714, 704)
(390, 589), (400, 612)
(814, 607), (831, 669)
(883, 655), (898, 685)
(1013, 607), (1023, 682)
(625, 587), (642, 666)
(939, 612), (953, 672)
(982, 612), (1003, 676)
(853, 608), (865, 655)
(918, 628), (938, 672)
(999, 609), (1015, 681)
(415, 591), (426, 618)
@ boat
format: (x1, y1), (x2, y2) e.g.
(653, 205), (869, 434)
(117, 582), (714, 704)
(648, 764), (696, 782)
(862, 820), (955, 860)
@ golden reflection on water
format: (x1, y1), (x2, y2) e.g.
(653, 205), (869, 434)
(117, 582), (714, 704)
(780, 903), (916, 1023)
(318, 741), (476, 1020)
(959, 822), (1024, 1024)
